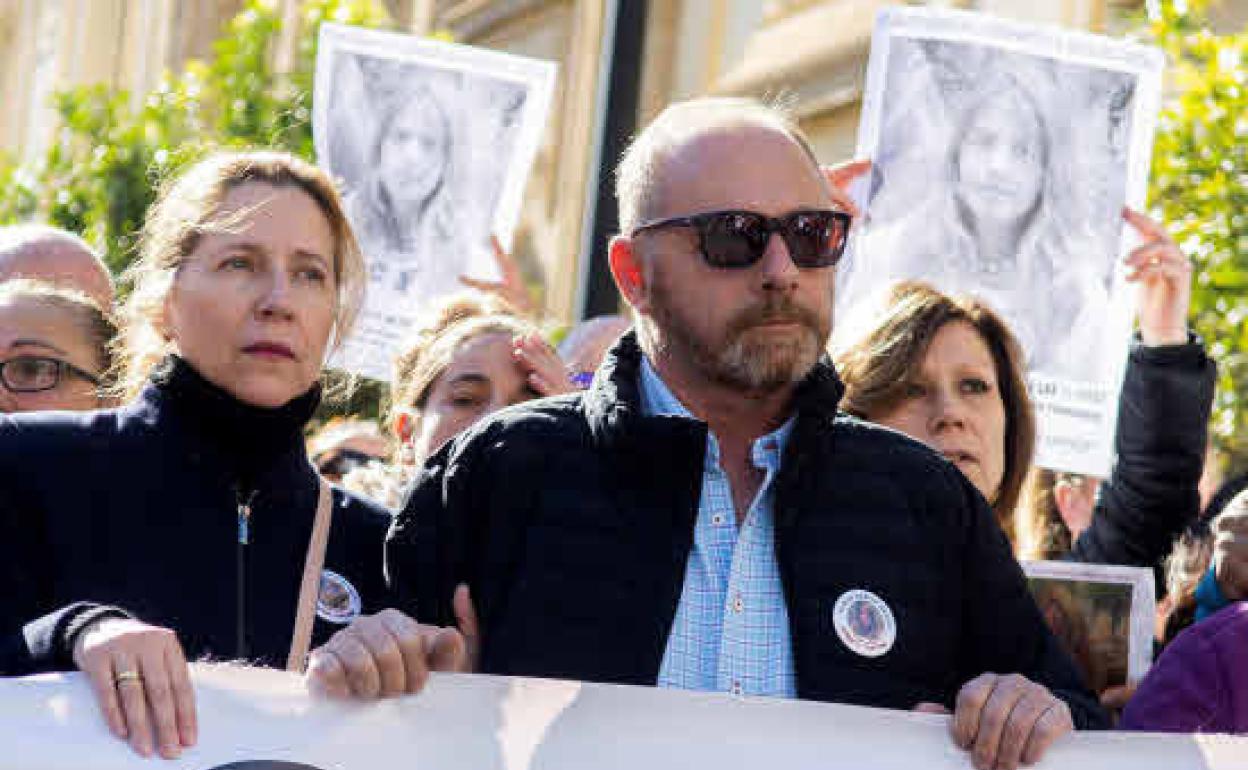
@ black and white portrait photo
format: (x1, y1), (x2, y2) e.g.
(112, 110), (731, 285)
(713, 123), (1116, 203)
(837, 8), (1163, 475)
(314, 23), (555, 380)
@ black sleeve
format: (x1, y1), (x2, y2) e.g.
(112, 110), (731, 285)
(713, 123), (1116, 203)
(0, 416), (141, 675)
(954, 474), (1110, 729)
(6, 604), (132, 675)
(0, 482), (132, 675)
(386, 437), (474, 627)
(386, 420), (534, 650)
(327, 487), (393, 615)
(1070, 335), (1215, 568)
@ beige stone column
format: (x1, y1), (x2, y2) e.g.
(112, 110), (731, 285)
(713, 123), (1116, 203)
(0, 0), (38, 157)
(408, 0), (437, 33)
(117, 0), (177, 111)
(549, 0), (609, 321)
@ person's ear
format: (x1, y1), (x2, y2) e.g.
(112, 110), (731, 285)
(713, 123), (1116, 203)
(393, 409), (418, 445)
(157, 287), (177, 343)
(1053, 482), (1075, 523)
(608, 235), (648, 312)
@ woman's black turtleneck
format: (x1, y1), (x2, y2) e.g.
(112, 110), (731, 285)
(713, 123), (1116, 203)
(150, 355), (321, 490)
(0, 356), (392, 675)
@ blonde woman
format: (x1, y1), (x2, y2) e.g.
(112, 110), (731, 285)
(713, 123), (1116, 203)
(344, 290), (570, 509)
(0, 152), (392, 759)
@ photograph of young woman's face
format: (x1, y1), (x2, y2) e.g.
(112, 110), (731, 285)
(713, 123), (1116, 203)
(377, 95), (450, 212)
(955, 92), (1045, 227)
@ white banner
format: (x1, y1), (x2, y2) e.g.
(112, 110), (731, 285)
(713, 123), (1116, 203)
(2, 665), (1245, 769)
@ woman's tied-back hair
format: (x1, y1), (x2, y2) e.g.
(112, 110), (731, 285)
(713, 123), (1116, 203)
(1014, 468), (1090, 560)
(1160, 475), (1248, 644)
(113, 150), (366, 400)
(835, 281), (1035, 529)
(341, 291), (536, 508)
(0, 278), (118, 385)
(386, 290), (535, 444)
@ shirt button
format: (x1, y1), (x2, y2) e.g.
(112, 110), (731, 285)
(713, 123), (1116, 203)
(712, 513), (726, 526)
(765, 440), (778, 452)
(732, 594), (744, 613)
(731, 680), (743, 696)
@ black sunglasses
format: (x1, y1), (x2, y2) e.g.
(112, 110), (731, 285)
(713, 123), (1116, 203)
(0, 356), (101, 394)
(631, 208), (851, 269)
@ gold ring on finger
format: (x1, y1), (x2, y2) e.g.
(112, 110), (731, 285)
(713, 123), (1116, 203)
(114, 669), (142, 685)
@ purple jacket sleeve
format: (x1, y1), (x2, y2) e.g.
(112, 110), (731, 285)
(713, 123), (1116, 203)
(1121, 603), (1248, 733)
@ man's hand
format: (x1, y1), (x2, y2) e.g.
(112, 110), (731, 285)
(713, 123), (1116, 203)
(1213, 495), (1248, 602)
(1122, 207), (1191, 347)
(306, 585), (480, 699)
(821, 159), (871, 219)
(73, 618), (197, 760)
(951, 673), (1073, 770)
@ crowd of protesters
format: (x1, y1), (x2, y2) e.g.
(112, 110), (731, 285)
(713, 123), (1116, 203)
(0, 96), (1244, 768)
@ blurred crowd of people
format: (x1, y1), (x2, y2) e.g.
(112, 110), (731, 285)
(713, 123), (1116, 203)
(0, 96), (1244, 769)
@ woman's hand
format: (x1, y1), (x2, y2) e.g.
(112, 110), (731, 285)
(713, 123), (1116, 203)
(1122, 208), (1191, 347)
(514, 333), (575, 397)
(72, 618), (197, 759)
(460, 236), (536, 316)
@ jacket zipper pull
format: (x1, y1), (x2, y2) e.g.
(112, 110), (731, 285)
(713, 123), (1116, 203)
(238, 499), (252, 544)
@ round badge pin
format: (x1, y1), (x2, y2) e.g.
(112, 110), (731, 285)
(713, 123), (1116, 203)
(316, 570), (362, 625)
(833, 589), (896, 658)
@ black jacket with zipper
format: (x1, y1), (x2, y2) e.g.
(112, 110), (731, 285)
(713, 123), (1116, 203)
(390, 332), (1108, 728)
(0, 356), (391, 674)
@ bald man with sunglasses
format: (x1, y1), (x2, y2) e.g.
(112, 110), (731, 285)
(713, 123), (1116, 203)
(309, 98), (1106, 770)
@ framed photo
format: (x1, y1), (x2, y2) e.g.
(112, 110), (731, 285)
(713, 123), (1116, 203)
(834, 7), (1165, 476)
(314, 23), (556, 380)
(1022, 560), (1156, 690)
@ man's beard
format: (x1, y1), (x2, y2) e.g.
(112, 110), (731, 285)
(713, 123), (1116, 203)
(647, 278), (829, 393)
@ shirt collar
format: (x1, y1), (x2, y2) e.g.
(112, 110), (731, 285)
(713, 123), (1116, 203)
(638, 356), (795, 471)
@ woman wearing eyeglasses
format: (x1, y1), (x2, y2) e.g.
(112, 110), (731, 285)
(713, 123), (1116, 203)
(0, 151), (392, 760)
(0, 279), (115, 413)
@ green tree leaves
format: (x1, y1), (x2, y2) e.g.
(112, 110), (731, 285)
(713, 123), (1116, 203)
(1148, 0), (1248, 468)
(0, 0), (391, 283)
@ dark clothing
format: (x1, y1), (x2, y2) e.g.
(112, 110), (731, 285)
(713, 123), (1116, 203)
(1070, 336), (1214, 575)
(0, 357), (391, 674)
(390, 333), (1107, 728)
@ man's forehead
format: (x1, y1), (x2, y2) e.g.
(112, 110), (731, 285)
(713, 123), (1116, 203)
(0, 244), (94, 279)
(0, 240), (113, 305)
(653, 125), (830, 217)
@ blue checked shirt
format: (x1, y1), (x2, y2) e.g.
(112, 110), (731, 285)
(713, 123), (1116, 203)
(640, 358), (797, 698)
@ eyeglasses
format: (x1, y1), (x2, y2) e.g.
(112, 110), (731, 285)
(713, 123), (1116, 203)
(631, 208), (851, 269)
(316, 447), (381, 479)
(0, 356), (101, 394)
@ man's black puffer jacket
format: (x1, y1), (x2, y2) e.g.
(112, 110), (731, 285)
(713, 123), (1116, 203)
(389, 332), (1108, 729)
(0, 356), (391, 674)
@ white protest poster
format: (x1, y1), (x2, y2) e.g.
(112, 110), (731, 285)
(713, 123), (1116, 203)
(1023, 560), (1156, 692)
(835, 7), (1164, 476)
(314, 23), (556, 380)
(4, 665), (1247, 769)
